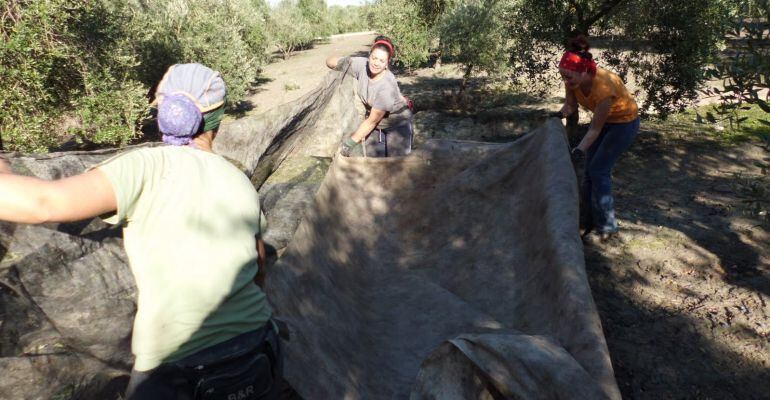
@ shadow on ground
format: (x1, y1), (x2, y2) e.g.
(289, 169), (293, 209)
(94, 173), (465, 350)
(580, 124), (770, 399)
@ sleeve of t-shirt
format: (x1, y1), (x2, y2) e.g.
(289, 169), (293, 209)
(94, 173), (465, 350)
(335, 56), (351, 75)
(336, 56), (367, 79)
(92, 149), (151, 225)
(371, 84), (401, 112)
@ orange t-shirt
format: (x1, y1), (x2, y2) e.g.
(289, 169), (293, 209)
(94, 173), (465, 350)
(574, 68), (638, 123)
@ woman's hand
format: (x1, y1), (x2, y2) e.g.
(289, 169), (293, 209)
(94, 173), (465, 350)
(340, 137), (360, 157)
(559, 104), (575, 118)
(570, 147), (586, 164)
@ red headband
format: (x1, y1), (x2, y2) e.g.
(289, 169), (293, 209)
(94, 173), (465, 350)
(558, 51), (596, 75)
(372, 40), (394, 58)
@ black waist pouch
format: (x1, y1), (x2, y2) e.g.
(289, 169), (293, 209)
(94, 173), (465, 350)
(191, 350), (274, 400)
(176, 326), (281, 400)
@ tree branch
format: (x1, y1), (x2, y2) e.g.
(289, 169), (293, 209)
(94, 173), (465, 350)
(582, 0), (626, 32)
(568, 0), (585, 29)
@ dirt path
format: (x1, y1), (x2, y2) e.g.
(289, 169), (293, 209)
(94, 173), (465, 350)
(246, 32), (375, 113)
(250, 36), (770, 399)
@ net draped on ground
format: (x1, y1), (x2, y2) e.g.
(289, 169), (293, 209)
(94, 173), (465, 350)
(267, 118), (621, 399)
(0, 68), (620, 399)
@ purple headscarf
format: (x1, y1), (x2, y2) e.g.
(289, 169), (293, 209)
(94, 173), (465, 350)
(157, 94), (202, 146)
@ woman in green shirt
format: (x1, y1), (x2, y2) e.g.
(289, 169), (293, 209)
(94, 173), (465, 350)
(0, 63), (281, 399)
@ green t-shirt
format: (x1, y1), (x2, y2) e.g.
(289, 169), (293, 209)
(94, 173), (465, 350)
(96, 146), (271, 371)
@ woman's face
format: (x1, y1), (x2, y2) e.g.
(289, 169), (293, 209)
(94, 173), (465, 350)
(559, 68), (589, 89)
(368, 48), (390, 76)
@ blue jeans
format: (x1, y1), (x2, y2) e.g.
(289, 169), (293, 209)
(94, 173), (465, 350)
(582, 118), (639, 234)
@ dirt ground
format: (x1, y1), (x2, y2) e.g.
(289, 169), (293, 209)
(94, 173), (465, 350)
(247, 33), (770, 399)
(246, 32), (375, 113)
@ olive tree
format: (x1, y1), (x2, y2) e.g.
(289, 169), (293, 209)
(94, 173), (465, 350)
(438, 0), (508, 92)
(135, 0), (271, 103)
(268, 1), (316, 59)
(328, 5), (372, 34)
(0, 0), (146, 152)
(508, 0), (736, 116)
(702, 1), (770, 129)
(371, 0), (433, 68)
(298, 0), (333, 37)
(0, 0), (272, 152)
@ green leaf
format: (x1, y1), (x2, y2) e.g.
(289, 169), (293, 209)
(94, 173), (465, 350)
(758, 119), (770, 126)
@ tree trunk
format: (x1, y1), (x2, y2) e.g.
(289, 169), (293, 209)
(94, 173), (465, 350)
(459, 64), (473, 96)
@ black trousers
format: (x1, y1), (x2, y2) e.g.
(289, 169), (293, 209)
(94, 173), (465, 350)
(363, 122), (413, 157)
(125, 324), (282, 400)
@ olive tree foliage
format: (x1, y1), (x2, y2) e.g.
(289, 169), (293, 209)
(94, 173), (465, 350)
(268, 0), (332, 60)
(612, 0), (735, 115)
(298, 0), (334, 37)
(328, 5), (373, 34)
(509, 0), (736, 116)
(0, 0), (271, 152)
(701, 0), (770, 129)
(0, 0), (146, 152)
(134, 0), (271, 103)
(415, 0), (457, 66)
(438, 0), (509, 91)
(371, 0), (433, 68)
(268, 1), (316, 59)
(417, 0), (457, 25)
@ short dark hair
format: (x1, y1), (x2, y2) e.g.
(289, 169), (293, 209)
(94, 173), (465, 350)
(567, 34), (593, 61)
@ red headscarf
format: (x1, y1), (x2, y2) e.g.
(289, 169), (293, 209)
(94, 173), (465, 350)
(372, 40), (394, 58)
(558, 51), (597, 75)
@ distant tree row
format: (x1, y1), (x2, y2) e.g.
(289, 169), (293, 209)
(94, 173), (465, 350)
(0, 0), (370, 152)
(270, 0), (374, 59)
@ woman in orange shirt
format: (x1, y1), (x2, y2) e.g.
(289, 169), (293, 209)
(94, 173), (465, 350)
(558, 35), (640, 239)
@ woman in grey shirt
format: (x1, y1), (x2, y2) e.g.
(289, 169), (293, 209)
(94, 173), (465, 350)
(326, 36), (414, 157)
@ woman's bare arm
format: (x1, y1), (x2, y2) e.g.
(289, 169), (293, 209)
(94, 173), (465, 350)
(576, 98), (612, 151)
(560, 86), (578, 117)
(0, 164), (117, 224)
(350, 108), (386, 143)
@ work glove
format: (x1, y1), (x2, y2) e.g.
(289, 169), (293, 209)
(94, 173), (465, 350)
(340, 137), (360, 157)
(570, 147), (585, 164)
